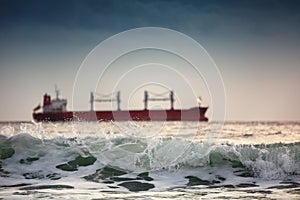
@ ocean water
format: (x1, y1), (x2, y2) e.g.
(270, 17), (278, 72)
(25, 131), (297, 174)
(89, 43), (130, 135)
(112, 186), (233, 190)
(0, 121), (299, 199)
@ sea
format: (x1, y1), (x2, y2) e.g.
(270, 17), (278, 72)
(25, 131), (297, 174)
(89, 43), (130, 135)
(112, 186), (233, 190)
(0, 121), (299, 199)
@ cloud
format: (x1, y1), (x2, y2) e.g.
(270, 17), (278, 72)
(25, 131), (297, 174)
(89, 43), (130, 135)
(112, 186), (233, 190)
(1, 0), (300, 38)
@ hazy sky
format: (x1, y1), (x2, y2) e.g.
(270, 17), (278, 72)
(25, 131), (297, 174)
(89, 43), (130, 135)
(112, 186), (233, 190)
(0, 0), (299, 121)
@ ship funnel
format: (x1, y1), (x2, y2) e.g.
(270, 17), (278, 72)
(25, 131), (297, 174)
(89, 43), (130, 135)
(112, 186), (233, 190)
(43, 93), (51, 106)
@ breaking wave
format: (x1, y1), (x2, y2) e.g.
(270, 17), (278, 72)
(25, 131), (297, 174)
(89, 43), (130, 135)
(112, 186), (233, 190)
(1, 121), (300, 195)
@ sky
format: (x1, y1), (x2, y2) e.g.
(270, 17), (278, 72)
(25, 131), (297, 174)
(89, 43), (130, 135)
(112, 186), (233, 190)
(0, 0), (299, 121)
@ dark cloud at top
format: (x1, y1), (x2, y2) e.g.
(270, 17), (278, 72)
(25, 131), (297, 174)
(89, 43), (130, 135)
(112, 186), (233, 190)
(1, 0), (300, 70)
(1, 0), (300, 36)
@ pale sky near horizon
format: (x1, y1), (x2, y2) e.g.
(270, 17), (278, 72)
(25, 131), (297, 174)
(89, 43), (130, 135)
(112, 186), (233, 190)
(0, 0), (299, 121)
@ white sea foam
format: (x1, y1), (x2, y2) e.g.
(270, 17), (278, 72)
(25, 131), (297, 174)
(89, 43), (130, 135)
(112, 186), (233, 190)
(0, 121), (299, 199)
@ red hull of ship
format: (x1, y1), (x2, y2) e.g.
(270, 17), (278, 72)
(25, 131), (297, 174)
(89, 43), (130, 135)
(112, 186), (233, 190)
(33, 107), (208, 122)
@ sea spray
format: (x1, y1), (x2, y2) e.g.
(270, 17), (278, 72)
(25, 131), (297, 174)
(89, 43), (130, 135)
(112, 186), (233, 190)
(0, 121), (299, 198)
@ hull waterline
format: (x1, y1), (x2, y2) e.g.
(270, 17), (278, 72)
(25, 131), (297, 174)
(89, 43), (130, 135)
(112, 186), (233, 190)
(33, 107), (208, 122)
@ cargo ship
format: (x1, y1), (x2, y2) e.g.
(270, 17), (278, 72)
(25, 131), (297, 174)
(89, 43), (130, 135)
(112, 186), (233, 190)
(32, 88), (208, 122)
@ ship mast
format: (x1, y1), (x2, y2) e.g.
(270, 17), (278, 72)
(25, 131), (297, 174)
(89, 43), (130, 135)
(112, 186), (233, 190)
(197, 96), (202, 107)
(55, 85), (60, 100)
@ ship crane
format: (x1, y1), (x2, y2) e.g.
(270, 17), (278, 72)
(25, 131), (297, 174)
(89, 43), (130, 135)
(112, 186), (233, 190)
(144, 90), (175, 110)
(90, 91), (121, 111)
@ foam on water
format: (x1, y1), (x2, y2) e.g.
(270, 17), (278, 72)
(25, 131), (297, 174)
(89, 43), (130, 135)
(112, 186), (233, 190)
(0, 121), (300, 199)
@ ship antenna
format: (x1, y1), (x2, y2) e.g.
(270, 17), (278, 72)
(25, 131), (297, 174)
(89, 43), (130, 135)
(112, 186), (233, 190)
(55, 84), (60, 99)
